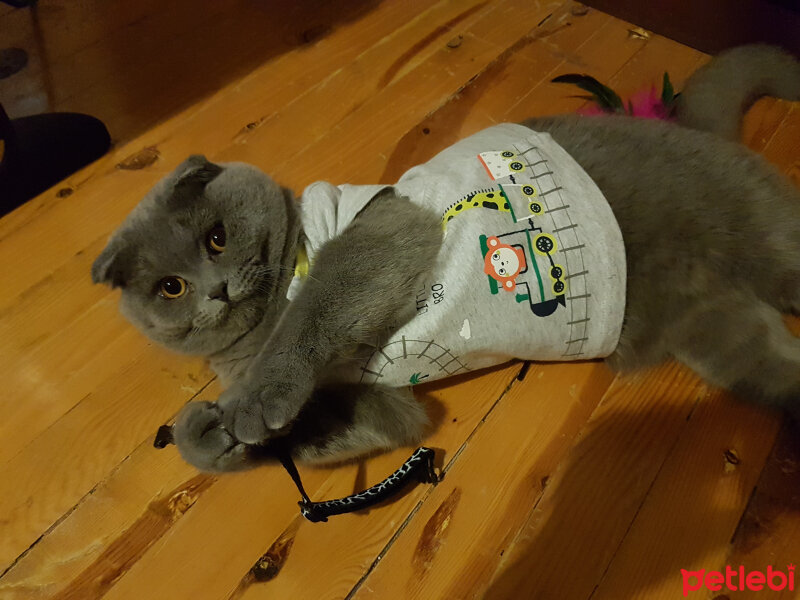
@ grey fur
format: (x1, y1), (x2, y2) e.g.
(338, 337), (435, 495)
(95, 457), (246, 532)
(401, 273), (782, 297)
(676, 44), (800, 140)
(94, 45), (800, 471)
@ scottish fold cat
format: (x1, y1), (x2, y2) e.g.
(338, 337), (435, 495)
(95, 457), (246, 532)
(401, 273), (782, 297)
(93, 45), (800, 471)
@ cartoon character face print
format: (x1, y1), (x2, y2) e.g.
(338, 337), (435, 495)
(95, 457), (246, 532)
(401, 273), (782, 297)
(484, 236), (526, 291)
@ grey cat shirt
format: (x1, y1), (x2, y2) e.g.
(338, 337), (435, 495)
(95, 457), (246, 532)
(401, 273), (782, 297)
(289, 123), (626, 387)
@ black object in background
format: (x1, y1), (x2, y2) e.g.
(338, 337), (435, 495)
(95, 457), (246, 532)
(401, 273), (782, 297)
(0, 104), (111, 216)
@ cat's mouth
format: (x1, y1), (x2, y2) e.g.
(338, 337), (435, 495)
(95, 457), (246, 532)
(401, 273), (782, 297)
(192, 301), (232, 332)
(190, 295), (267, 338)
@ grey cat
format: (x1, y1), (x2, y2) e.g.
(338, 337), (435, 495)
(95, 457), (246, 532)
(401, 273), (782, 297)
(93, 45), (800, 471)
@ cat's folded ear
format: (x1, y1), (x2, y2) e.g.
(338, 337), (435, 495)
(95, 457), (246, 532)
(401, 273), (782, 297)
(92, 235), (134, 288)
(170, 155), (223, 205)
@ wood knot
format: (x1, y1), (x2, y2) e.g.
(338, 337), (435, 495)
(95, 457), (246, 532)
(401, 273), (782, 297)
(56, 187), (74, 198)
(116, 146), (160, 170)
(627, 27), (651, 40)
(413, 487), (462, 573)
(723, 448), (741, 473)
(250, 523), (298, 582)
(570, 3), (589, 16)
(300, 25), (331, 45)
(446, 35), (463, 49)
(167, 488), (200, 516)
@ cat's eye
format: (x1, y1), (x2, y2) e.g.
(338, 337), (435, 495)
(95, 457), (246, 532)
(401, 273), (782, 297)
(159, 276), (187, 299)
(206, 225), (226, 254)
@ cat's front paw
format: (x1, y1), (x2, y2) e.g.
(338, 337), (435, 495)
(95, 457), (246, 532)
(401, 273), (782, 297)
(173, 401), (249, 471)
(218, 377), (311, 445)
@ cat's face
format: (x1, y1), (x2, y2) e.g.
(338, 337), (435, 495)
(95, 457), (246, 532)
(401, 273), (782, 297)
(92, 156), (297, 356)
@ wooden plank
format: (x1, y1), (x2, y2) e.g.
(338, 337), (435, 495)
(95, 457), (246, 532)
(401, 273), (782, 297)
(0, 0), (232, 118)
(0, 364), (518, 598)
(583, 25), (706, 100)
(0, 0), (197, 73)
(211, 0), (501, 167)
(588, 392), (779, 599)
(348, 362), (614, 600)
(482, 364), (707, 599)
(741, 99), (794, 154)
(261, 0), (565, 189)
(0, 309), (177, 467)
(759, 104), (800, 187)
(52, 0), (432, 143)
(0, 0), (414, 142)
(383, 8), (705, 185)
(720, 421), (800, 600)
(0, 417), (203, 599)
(0, 346), (211, 573)
(98, 368), (521, 600)
(380, 3), (621, 182)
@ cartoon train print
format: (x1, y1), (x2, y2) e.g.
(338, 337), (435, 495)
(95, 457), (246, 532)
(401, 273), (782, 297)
(440, 184), (546, 230)
(441, 188), (511, 229)
(436, 145), (568, 317)
(480, 218), (566, 317)
(440, 147), (550, 229)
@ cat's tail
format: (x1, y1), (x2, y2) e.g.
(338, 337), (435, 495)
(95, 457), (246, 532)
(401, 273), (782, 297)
(676, 44), (800, 140)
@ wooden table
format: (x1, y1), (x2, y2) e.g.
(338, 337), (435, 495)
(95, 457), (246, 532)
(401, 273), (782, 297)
(1, 1), (799, 598)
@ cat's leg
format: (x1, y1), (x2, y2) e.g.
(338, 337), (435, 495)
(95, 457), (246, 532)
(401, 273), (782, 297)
(172, 385), (427, 471)
(220, 188), (442, 444)
(287, 384), (429, 464)
(666, 286), (800, 419)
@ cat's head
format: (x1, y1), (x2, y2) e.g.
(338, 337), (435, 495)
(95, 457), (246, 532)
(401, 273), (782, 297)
(92, 155), (298, 356)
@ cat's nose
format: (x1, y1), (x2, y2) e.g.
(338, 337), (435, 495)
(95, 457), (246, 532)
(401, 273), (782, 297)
(208, 282), (229, 302)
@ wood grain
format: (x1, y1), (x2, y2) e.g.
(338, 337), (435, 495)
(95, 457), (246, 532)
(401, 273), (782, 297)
(589, 391), (779, 599)
(483, 364), (709, 599)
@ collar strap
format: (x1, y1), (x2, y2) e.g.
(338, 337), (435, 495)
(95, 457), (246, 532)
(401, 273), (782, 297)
(294, 244), (309, 280)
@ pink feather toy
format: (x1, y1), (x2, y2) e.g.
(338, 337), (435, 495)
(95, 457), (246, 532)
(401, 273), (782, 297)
(553, 72), (679, 122)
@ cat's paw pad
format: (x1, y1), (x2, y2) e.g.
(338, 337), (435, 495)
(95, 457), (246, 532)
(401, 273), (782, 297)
(173, 401), (249, 471)
(218, 381), (306, 445)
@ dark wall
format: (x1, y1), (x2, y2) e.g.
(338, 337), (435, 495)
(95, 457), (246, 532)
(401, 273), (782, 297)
(583, 0), (800, 55)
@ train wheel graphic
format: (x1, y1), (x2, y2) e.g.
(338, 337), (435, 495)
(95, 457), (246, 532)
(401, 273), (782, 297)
(359, 337), (468, 385)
